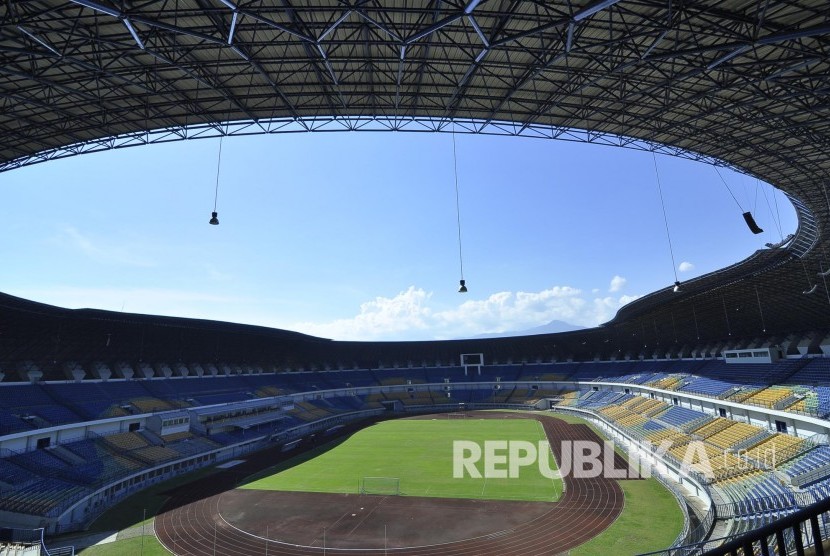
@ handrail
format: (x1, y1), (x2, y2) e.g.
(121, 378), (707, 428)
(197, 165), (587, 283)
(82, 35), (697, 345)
(700, 494), (830, 555)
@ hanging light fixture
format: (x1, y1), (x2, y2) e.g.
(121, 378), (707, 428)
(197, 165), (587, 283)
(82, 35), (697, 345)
(209, 133), (224, 225)
(819, 248), (830, 277)
(802, 261), (817, 294)
(818, 259), (830, 307)
(713, 166), (764, 234)
(451, 123), (467, 293)
(653, 152), (682, 293)
(801, 259), (818, 295)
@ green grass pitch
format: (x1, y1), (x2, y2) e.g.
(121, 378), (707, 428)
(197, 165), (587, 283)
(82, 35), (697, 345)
(241, 418), (563, 502)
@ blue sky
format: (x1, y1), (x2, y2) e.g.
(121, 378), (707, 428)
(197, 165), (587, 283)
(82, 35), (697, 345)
(0, 131), (796, 341)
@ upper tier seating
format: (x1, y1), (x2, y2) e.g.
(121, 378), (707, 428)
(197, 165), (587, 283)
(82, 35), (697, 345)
(705, 422), (765, 451)
(647, 375), (684, 390)
(656, 405), (708, 429)
(695, 359), (804, 386)
(0, 458), (41, 488)
(2, 357), (830, 433)
(782, 446), (830, 484)
(740, 386), (795, 408)
(678, 377), (736, 397)
(785, 358), (830, 386)
(745, 433), (806, 465)
(0, 410), (36, 435)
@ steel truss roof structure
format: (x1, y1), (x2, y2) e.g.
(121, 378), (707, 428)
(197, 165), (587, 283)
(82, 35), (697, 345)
(1, 0), (830, 367)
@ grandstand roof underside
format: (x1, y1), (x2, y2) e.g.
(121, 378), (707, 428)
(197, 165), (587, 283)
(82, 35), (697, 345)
(2, 0), (830, 375)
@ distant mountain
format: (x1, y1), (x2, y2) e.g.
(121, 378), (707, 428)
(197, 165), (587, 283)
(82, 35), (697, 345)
(470, 320), (585, 339)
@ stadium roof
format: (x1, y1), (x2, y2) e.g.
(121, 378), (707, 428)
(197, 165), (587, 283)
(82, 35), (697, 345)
(3, 0), (829, 176)
(1, 0), (830, 372)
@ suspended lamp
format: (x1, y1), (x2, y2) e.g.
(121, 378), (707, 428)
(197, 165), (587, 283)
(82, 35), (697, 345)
(451, 123), (467, 293)
(209, 133), (224, 225)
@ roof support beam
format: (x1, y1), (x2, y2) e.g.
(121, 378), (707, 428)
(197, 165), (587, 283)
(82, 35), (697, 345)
(405, 14), (463, 45)
(68, 0), (120, 18)
(16, 26), (61, 56)
(355, 12), (401, 42)
(123, 18), (145, 50)
(318, 10), (352, 42)
(572, 0), (622, 22)
(227, 12), (239, 45)
(464, 0), (483, 15)
(467, 16), (489, 48)
(395, 45), (406, 110)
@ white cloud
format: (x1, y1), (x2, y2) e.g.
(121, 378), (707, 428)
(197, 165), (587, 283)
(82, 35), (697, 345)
(618, 294), (640, 306)
(294, 285), (643, 341)
(591, 294), (641, 324)
(678, 261), (695, 273)
(609, 275), (627, 293)
(292, 286), (434, 341)
(10, 283), (645, 343)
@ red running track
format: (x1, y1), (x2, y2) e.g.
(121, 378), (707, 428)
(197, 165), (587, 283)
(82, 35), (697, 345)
(155, 412), (626, 555)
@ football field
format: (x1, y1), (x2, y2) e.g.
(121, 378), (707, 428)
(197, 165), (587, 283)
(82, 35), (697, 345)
(242, 418), (562, 502)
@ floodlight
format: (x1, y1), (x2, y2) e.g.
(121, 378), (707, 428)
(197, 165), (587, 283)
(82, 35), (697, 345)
(742, 211), (763, 234)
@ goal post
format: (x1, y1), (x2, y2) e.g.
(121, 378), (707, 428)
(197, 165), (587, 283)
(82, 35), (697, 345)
(360, 476), (401, 496)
